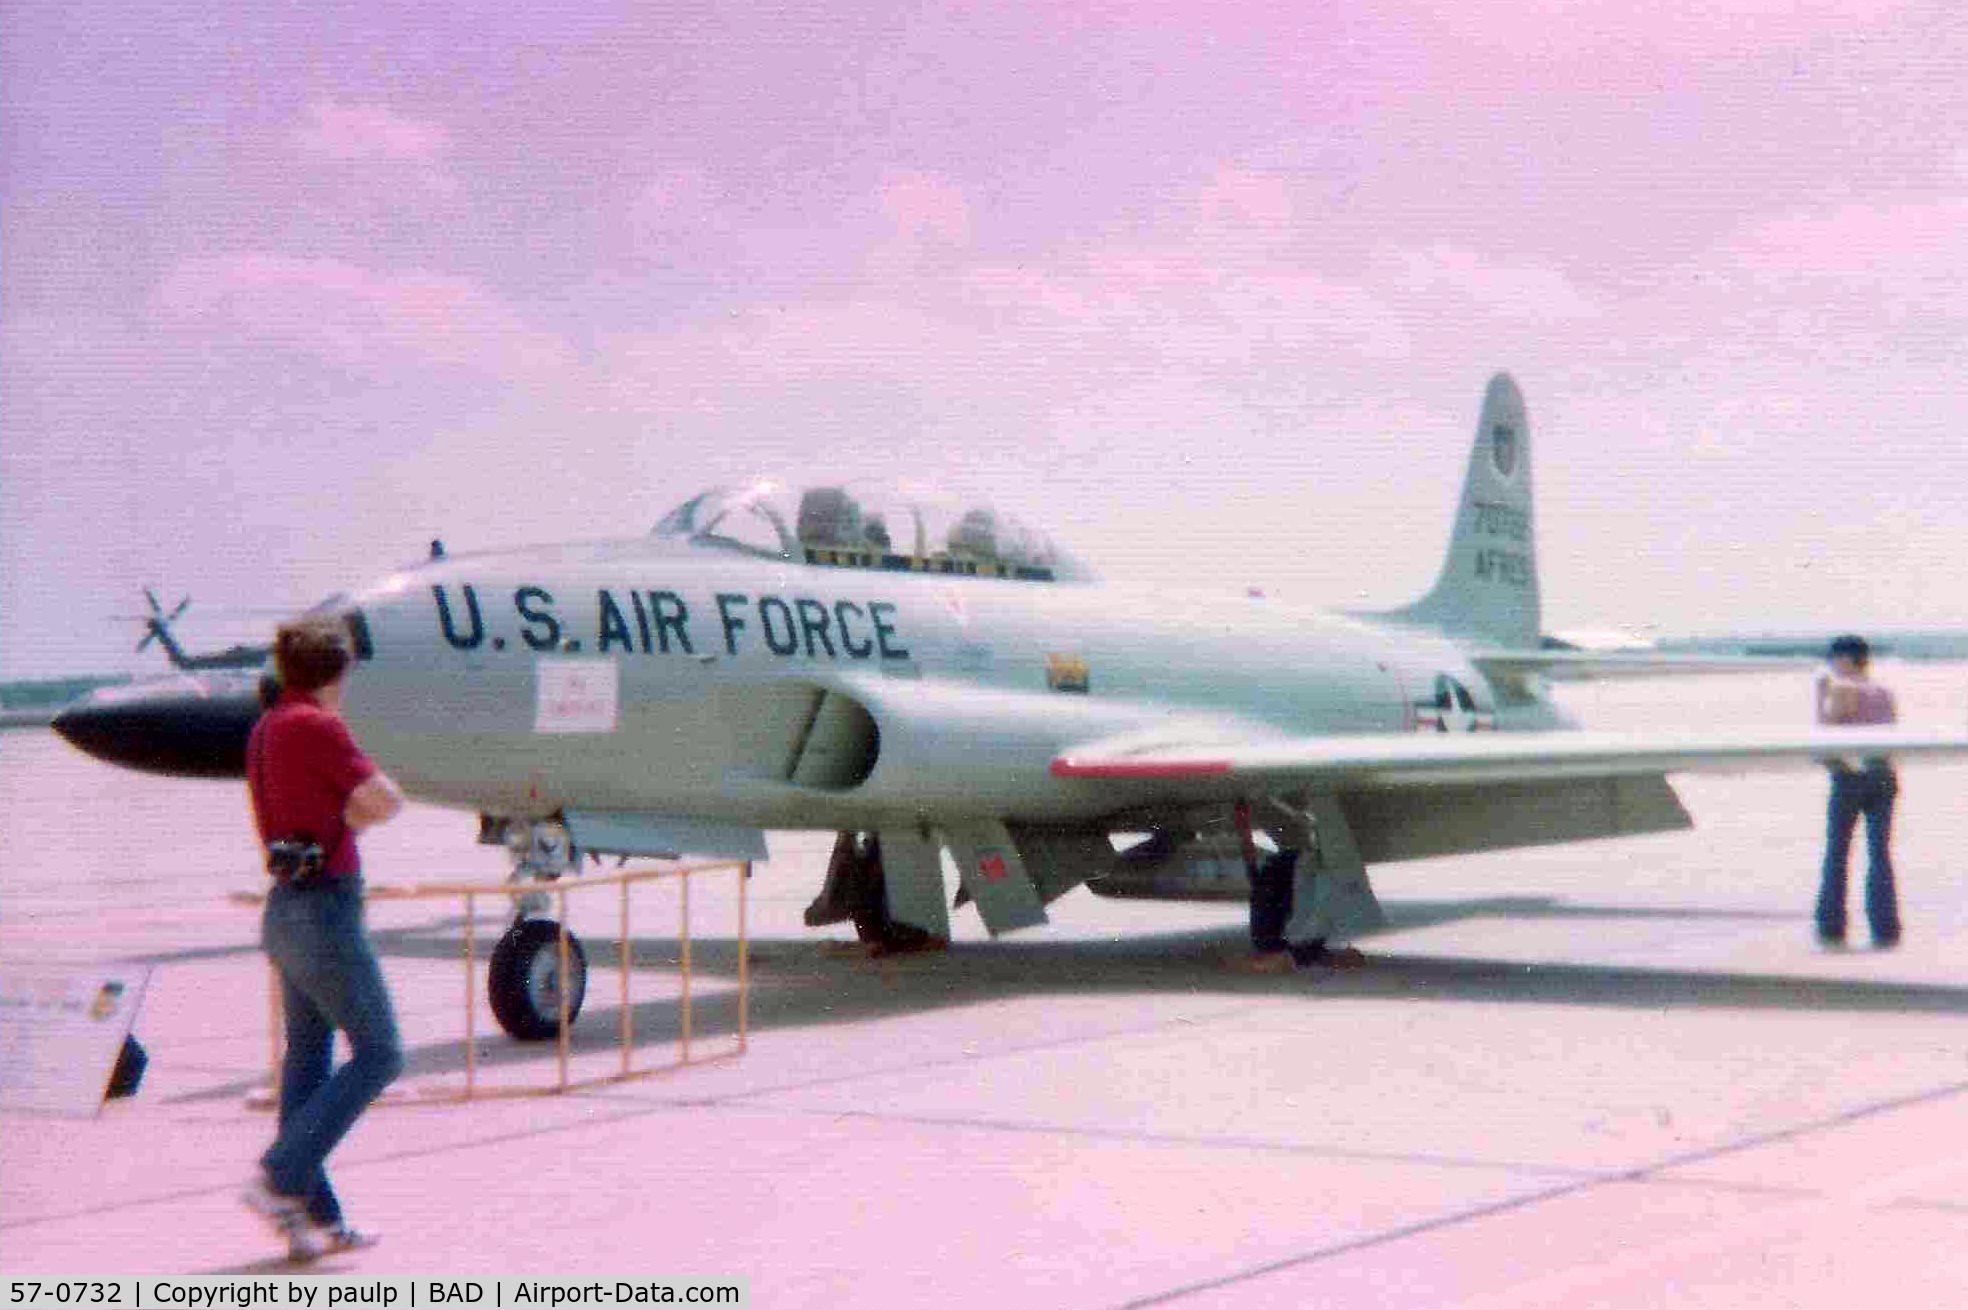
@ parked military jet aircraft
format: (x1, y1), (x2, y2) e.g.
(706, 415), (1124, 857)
(54, 374), (1968, 1039)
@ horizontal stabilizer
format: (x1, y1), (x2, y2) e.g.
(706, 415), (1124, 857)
(1470, 649), (1817, 683)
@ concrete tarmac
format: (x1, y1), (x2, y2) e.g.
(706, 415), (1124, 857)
(6, 670), (1968, 1306)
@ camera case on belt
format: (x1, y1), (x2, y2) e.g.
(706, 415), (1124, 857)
(265, 839), (327, 882)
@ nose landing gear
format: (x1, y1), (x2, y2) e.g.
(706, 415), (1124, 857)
(485, 819), (590, 1041)
(488, 917), (589, 1041)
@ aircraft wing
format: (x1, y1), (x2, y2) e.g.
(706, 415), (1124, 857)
(1470, 649), (1814, 683)
(1051, 727), (1968, 792)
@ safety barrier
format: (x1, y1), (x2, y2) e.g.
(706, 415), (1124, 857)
(235, 859), (749, 1105)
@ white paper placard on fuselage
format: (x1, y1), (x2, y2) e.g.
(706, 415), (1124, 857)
(535, 658), (619, 734)
(0, 967), (151, 1117)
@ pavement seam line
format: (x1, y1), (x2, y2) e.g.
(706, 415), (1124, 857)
(680, 1002), (1258, 1107)
(741, 1103), (1607, 1180)
(2, 1004), (1249, 1232)
(0, 1097), (689, 1232)
(1103, 1074), (1968, 1310)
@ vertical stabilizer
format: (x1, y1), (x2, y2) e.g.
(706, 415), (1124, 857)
(1381, 373), (1540, 649)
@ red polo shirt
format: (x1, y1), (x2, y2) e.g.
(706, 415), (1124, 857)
(245, 690), (378, 877)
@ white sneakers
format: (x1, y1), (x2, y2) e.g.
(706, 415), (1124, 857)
(240, 1174), (324, 1261)
(242, 1173), (379, 1262)
(306, 1224), (380, 1258)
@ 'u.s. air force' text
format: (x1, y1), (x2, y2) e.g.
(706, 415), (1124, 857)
(431, 585), (909, 662)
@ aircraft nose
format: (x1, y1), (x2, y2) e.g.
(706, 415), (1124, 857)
(52, 681), (263, 780)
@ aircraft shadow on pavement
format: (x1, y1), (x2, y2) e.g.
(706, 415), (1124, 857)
(127, 892), (1784, 971)
(165, 894), (1967, 1103)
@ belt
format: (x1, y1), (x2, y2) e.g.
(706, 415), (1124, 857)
(270, 868), (352, 890)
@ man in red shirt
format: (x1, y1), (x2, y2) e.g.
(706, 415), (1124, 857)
(241, 618), (405, 1260)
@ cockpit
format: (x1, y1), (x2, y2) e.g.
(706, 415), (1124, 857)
(653, 481), (1092, 583)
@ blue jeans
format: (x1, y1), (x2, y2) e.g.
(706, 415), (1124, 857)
(1816, 767), (1900, 944)
(261, 880), (403, 1221)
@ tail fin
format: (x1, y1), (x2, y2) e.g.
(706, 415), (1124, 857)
(1380, 373), (1540, 649)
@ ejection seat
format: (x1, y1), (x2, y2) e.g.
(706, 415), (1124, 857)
(946, 508), (1000, 562)
(797, 487), (863, 549)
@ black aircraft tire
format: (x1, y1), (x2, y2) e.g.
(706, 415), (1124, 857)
(488, 919), (588, 1042)
(848, 860), (891, 947)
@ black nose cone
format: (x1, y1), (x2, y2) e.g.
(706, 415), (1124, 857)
(52, 678), (262, 779)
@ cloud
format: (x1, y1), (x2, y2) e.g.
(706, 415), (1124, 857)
(1627, 194), (1968, 365)
(1380, 245), (1602, 324)
(634, 169), (711, 221)
(289, 101), (461, 202)
(293, 101), (451, 162)
(878, 170), (972, 246)
(595, 164), (1446, 429)
(1729, 198), (1968, 306)
(1371, 0), (1914, 92)
(585, 195), (1439, 518)
(601, 233), (1406, 422)
(962, 248), (1409, 362)
(154, 253), (576, 378)
(1193, 167), (1296, 239)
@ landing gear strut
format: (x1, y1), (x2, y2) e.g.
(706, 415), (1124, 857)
(805, 832), (945, 955)
(1235, 796), (1375, 971)
(485, 819), (590, 1040)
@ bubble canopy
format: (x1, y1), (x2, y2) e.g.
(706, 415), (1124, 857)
(653, 481), (1092, 583)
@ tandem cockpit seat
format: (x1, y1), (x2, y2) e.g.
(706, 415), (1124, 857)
(655, 480), (1091, 582)
(797, 487), (861, 548)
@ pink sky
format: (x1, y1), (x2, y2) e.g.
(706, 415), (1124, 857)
(3, 0), (1963, 677)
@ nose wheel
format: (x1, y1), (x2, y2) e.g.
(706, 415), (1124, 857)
(487, 918), (588, 1041)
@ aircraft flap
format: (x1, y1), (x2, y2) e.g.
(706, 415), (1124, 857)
(1006, 824), (1115, 905)
(943, 819), (1048, 935)
(562, 811), (768, 861)
(1343, 774), (1691, 864)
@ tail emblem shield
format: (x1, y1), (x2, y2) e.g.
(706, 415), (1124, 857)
(1491, 423), (1518, 478)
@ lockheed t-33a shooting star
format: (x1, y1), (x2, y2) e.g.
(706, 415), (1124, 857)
(55, 374), (1968, 1040)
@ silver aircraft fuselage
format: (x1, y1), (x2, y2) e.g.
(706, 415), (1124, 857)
(339, 539), (1543, 830)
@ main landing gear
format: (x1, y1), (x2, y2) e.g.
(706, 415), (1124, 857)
(485, 820), (590, 1041)
(804, 831), (946, 956)
(1232, 795), (1380, 972)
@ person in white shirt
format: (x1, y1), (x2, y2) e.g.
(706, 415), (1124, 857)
(1814, 634), (1900, 950)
